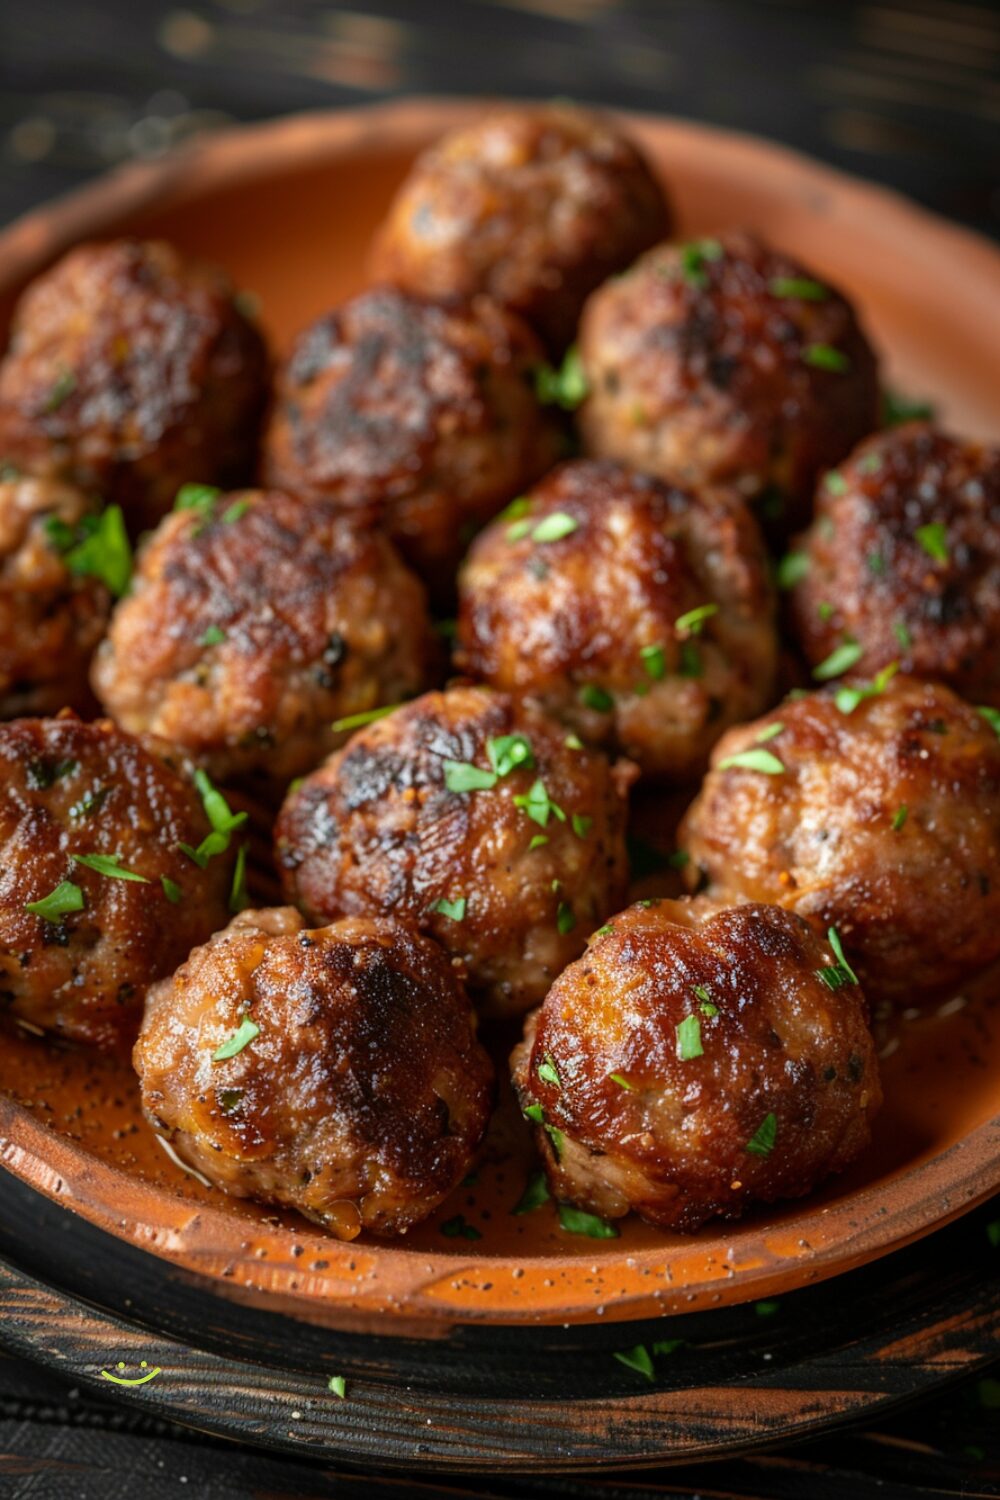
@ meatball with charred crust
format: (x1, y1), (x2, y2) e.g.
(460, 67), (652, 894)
(456, 459), (777, 779)
(92, 488), (436, 792)
(135, 907), (494, 1239)
(680, 675), (1000, 1004)
(262, 287), (562, 596)
(369, 103), (670, 352)
(577, 231), (879, 531)
(0, 714), (235, 1049)
(275, 687), (634, 1017)
(512, 897), (880, 1233)
(0, 239), (269, 534)
(0, 475), (113, 717)
(789, 425), (1000, 705)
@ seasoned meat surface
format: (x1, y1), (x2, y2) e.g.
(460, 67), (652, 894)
(511, 897), (880, 1232)
(789, 424), (1000, 705)
(275, 686), (635, 1017)
(262, 287), (562, 595)
(369, 103), (670, 352)
(0, 476), (110, 717)
(0, 240), (269, 534)
(456, 459), (777, 778)
(680, 676), (1000, 1003)
(577, 230), (880, 531)
(0, 714), (234, 1049)
(92, 489), (436, 790)
(135, 908), (495, 1238)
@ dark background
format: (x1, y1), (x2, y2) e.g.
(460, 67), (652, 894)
(1, 2), (999, 1496)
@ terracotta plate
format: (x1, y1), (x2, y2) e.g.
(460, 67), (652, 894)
(1, 100), (999, 1334)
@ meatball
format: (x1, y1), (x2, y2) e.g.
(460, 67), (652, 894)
(788, 424), (1000, 705)
(456, 459), (777, 779)
(0, 713), (235, 1049)
(369, 103), (670, 352)
(92, 488), (436, 791)
(0, 475), (112, 717)
(577, 230), (880, 531)
(0, 239), (269, 534)
(680, 675), (1000, 1004)
(262, 286), (563, 596)
(275, 686), (635, 1017)
(134, 907), (494, 1238)
(512, 897), (879, 1232)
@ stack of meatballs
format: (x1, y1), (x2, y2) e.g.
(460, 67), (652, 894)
(1, 104), (998, 1245)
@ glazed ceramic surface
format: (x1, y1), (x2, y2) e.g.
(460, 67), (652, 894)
(1, 100), (999, 1332)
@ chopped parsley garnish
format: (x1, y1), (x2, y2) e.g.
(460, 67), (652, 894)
(564, 732), (584, 750)
(47, 504), (133, 597)
(199, 625), (227, 646)
(557, 1203), (619, 1239)
(26, 756), (77, 790)
(679, 237), (723, 287)
(824, 471), (848, 496)
(813, 637), (863, 681)
(433, 895), (467, 922)
(833, 660), (898, 715)
(866, 552), (887, 576)
(556, 901), (576, 935)
(534, 344), (588, 409)
(513, 778), (566, 827)
(915, 521), (949, 563)
(717, 747), (784, 775)
(882, 389), (935, 427)
(755, 1299), (780, 1317)
(531, 511), (578, 544)
(776, 551), (809, 590)
(443, 759), (497, 793)
(675, 602), (718, 636)
(679, 641), (702, 677)
(693, 984), (718, 1016)
(571, 813), (592, 839)
(221, 498), (250, 524)
(978, 706), (1000, 739)
(331, 703), (399, 734)
(769, 276), (828, 301)
(179, 769), (248, 867)
(609, 1072), (636, 1091)
(816, 925), (859, 990)
(523, 1103), (544, 1124)
(675, 1014), (703, 1060)
(537, 1054), (561, 1088)
(592, 924), (614, 939)
(614, 1344), (655, 1381)
(512, 1171), (551, 1215)
(212, 1015), (260, 1061)
(328, 1376), (347, 1399)
(161, 875), (183, 904)
(174, 483), (221, 515)
(891, 805), (908, 831)
(579, 683), (613, 713)
(528, 834), (549, 850)
(893, 618), (913, 651)
(72, 852), (149, 883)
(746, 1112), (778, 1157)
(43, 367), (76, 413)
(755, 722), (783, 744)
(440, 1214), (481, 1240)
(25, 880), (85, 922)
(507, 517), (533, 541)
(229, 844), (248, 913)
(486, 734), (535, 778)
(817, 601), (834, 622)
(68, 786), (109, 821)
(499, 495), (531, 524)
(804, 343), (851, 373)
(640, 643), (666, 681)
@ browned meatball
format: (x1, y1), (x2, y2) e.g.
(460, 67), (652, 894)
(577, 231), (880, 531)
(0, 475), (112, 717)
(369, 103), (671, 352)
(456, 459), (777, 779)
(788, 424), (1000, 704)
(92, 489), (435, 791)
(134, 907), (494, 1239)
(262, 287), (563, 596)
(512, 897), (879, 1232)
(275, 687), (634, 1017)
(0, 714), (235, 1049)
(680, 675), (1000, 1004)
(0, 240), (269, 534)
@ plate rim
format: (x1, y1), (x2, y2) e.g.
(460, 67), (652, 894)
(2, 97), (1000, 1331)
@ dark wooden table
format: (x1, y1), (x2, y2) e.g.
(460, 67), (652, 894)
(1, 2), (998, 1494)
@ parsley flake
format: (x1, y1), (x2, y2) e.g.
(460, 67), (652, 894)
(558, 1203), (619, 1238)
(199, 624), (227, 646)
(776, 551), (809, 590)
(440, 1214), (481, 1240)
(537, 1054), (561, 1088)
(213, 1015), (260, 1061)
(72, 852), (149, 883)
(174, 483), (220, 515)
(331, 703), (400, 734)
(675, 602), (718, 636)
(580, 683), (613, 713)
(746, 1112), (778, 1157)
(675, 1014), (703, 1060)
(443, 760), (497, 793)
(609, 1072), (636, 1091)
(433, 895), (467, 922)
(882, 389), (935, 427)
(531, 511), (578, 544)
(891, 805), (908, 832)
(804, 343), (851, 373)
(25, 880), (85, 922)
(678, 237), (724, 287)
(915, 521), (949, 563)
(47, 504), (132, 597)
(614, 1344), (655, 1381)
(512, 1171), (550, 1215)
(42, 368), (76, 414)
(534, 345), (588, 409)
(229, 844), (249, 913)
(328, 1376), (347, 1399)
(161, 875), (183, 904)
(717, 747), (784, 775)
(513, 778), (565, 827)
(556, 901), (576, 935)
(769, 276), (829, 301)
(486, 734), (535, 778)
(571, 813), (592, 839)
(640, 643), (666, 681)
(813, 638), (863, 681)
